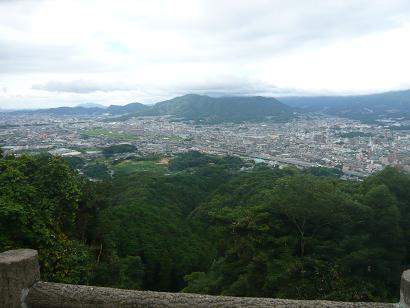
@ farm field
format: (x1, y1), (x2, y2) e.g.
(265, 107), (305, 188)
(112, 159), (168, 175)
(81, 128), (139, 141)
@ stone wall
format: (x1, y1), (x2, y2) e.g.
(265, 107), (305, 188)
(0, 249), (405, 308)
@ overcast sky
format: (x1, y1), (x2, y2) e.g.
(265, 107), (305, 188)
(1, 0), (410, 109)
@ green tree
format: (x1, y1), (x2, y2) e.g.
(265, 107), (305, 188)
(0, 154), (92, 284)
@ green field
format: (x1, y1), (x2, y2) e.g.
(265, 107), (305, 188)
(81, 128), (139, 141)
(112, 159), (168, 175)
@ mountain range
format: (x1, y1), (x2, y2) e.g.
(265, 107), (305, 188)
(4, 94), (294, 123)
(139, 94), (294, 123)
(3, 89), (410, 123)
(8, 102), (148, 116)
(279, 89), (410, 122)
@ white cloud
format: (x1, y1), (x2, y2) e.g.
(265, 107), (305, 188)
(32, 80), (139, 93)
(1, 0), (410, 108)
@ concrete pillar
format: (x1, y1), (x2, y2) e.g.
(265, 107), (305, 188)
(401, 270), (410, 308)
(0, 249), (40, 308)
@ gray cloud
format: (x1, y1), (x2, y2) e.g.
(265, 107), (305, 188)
(1, 0), (410, 107)
(0, 39), (119, 74)
(171, 79), (303, 97)
(32, 80), (138, 93)
(2, 0), (410, 73)
(30, 77), (309, 102)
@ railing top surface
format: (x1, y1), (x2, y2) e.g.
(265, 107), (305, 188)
(0, 249), (406, 308)
(26, 281), (395, 308)
(403, 270), (410, 281)
(0, 248), (38, 264)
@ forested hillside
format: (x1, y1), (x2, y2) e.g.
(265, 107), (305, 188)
(139, 94), (294, 123)
(1, 152), (410, 302)
(2, 94), (294, 123)
(279, 89), (410, 122)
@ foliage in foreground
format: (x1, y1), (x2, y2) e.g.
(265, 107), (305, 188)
(1, 152), (410, 302)
(0, 154), (91, 283)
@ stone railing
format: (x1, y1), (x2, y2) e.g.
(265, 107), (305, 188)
(402, 270), (410, 308)
(0, 249), (407, 308)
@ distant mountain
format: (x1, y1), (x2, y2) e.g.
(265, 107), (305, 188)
(138, 94), (295, 123)
(107, 102), (148, 115)
(5, 102), (148, 117)
(279, 89), (410, 122)
(17, 106), (105, 116)
(7, 89), (410, 123)
(10, 95), (294, 123)
(76, 103), (107, 109)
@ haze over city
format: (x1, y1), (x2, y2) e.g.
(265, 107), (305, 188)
(1, 0), (410, 109)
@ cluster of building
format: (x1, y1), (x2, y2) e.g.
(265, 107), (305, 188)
(1, 113), (409, 177)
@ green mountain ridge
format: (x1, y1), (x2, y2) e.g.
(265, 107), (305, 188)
(138, 94), (295, 123)
(6, 89), (410, 123)
(4, 95), (294, 123)
(6, 102), (148, 116)
(106, 102), (148, 115)
(279, 89), (410, 122)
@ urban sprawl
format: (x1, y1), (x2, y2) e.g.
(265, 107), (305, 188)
(1, 113), (410, 179)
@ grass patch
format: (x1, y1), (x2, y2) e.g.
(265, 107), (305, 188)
(81, 128), (139, 141)
(112, 159), (168, 175)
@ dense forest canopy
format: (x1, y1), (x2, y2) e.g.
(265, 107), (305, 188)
(138, 94), (295, 123)
(1, 151), (410, 302)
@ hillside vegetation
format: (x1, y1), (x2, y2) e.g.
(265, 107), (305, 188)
(279, 89), (410, 122)
(5, 94), (295, 124)
(1, 152), (410, 302)
(138, 94), (295, 123)
(6, 89), (410, 124)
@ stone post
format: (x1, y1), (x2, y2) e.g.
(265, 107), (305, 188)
(401, 270), (410, 308)
(0, 249), (40, 308)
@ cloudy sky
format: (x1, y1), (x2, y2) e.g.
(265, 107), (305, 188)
(1, 0), (410, 109)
